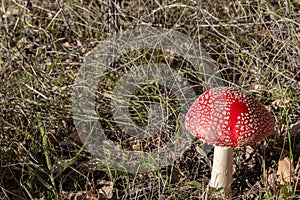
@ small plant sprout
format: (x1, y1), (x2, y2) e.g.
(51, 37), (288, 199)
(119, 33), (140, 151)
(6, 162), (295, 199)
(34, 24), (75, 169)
(185, 87), (275, 198)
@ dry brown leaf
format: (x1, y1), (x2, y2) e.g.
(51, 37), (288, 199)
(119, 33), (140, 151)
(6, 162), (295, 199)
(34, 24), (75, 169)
(61, 189), (110, 200)
(276, 157), (294, 185)
(97, 180), (114, 199)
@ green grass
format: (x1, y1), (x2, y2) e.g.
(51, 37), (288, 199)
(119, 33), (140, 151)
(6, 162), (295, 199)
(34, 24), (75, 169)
(1, 0), (300, 199)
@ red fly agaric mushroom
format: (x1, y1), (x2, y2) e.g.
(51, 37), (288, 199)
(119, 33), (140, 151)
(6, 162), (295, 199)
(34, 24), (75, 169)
(185, 87), (275, 198)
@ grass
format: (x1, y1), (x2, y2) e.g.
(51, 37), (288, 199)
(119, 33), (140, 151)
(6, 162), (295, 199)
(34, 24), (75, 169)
(1, 0), (300, 199)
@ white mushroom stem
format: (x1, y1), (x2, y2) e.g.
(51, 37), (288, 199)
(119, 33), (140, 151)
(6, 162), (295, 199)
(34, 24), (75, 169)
(209, 146), (233, 198)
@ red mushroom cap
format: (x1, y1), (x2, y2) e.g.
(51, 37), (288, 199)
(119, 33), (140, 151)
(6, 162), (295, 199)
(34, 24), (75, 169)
(185, 87), (275, 147)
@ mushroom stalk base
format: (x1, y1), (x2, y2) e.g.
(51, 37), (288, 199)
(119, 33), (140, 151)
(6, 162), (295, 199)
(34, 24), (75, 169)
(209, 146), (233, 198)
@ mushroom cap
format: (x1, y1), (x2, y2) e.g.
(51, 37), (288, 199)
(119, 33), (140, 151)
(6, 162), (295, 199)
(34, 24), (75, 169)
(185, 87), (275, 147)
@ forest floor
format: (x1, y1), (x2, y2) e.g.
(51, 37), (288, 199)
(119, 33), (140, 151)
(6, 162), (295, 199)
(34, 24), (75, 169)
(1, 0), (300, 199)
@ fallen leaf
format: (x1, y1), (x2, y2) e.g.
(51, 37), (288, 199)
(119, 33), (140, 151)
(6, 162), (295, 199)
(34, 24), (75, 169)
(276, 157), (293, 185)
(97, 180), (114, 199)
